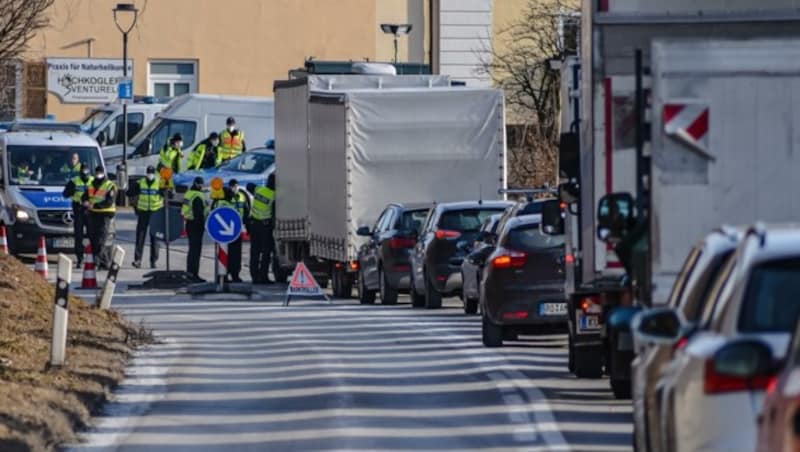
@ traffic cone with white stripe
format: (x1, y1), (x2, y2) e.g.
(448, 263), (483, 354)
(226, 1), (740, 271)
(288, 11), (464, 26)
(81, 242), (97, 289)
(0, 225), (9, 256)
(34, 236), (48, 278)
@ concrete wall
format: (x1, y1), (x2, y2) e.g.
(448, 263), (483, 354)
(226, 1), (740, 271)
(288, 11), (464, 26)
(27, 0), (382, 120)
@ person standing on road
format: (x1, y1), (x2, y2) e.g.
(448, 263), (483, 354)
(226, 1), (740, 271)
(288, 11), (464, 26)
(127, 166), (164, 269)
(183, 177), (208, 282)
(187, 132), (221, 170)
(247, 176), (276, 284)
(158, 133), (184, 175)
(85, 165), (117, 269)
(62, 163), (92, 267)
(212, 181), (248, 282)
(217, 117), (246, 165)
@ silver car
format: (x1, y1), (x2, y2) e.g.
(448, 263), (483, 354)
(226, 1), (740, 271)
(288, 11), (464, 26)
(630, 227), (741, 452)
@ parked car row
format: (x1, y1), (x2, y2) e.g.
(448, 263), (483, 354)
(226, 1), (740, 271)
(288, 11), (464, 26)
(356, 196), (568, 347)
(631, 224), (800, 452)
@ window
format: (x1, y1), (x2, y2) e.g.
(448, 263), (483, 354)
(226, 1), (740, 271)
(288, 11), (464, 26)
(80, 109), (111, 133)
(8, 146), (101, 186)
(438, 208), (506, 233)
(102, 112), (144, 146)
(398, 209), (428, 233)
(148, 60), (197, 97)
(739, 258), (800, 333)
(133, 118), (196, 156)
(218, 152), (274, 174)
(506, 224), (565, 250)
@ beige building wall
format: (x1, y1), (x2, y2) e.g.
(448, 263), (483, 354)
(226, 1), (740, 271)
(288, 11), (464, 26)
(27, 0), (383, 120)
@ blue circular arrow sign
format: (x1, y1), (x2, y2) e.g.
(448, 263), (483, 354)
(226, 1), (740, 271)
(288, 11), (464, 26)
(205, 206), (243, 244)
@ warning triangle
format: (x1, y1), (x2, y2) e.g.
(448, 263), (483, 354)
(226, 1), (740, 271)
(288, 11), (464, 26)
(286, 262), (324, 296)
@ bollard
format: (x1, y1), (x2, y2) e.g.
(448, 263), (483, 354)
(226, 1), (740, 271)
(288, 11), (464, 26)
(216, 243), (228, 292)
(97, 245), (125, 310)
(50, 254), (72, 368)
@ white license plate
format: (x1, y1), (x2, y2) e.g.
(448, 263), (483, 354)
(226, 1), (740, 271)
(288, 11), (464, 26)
(578, 312), (601, 331)
(539, 302), (567, 316)
(53, 238), (74, 249)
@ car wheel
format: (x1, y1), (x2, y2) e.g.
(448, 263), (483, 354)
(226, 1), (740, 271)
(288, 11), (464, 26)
(573, 345), (604, 379)
(482, 312), (503, 347)
(410, 273), (425, 308)
(379, 268), (398, 305)
(424, 270), (442, 309)
(358, 271), (376, 305)
(332, 268), (353, 299)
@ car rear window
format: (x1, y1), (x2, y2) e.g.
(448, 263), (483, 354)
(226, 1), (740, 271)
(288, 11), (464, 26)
(506, 224), (565, 250)
(739, 258), (800, 333)
(398, 209), (428, 233)
(439, 208), (505, 232)
(517, 201), (545, 216)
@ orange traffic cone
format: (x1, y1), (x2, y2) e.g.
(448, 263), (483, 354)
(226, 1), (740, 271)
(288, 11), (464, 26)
(0, 225), (9, 255)
(81, 242), (97, 289)
(34, 236), (47, 278)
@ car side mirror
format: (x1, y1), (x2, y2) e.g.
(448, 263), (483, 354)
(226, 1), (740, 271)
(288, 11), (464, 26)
(711, 339), (774, 383)
(97, 131), (106, 146)
(597, 192), (636, 242)
(356, 226), (372, 237)
(468, 245), (495, 265)
(135, 138), (152, 157)
(541, 199), (565, 235)
(631, 308), (683, 348)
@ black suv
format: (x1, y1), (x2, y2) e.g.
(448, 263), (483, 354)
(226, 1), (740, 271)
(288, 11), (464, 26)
(410, 201), (513, 309)
(357, 203), (432, 305)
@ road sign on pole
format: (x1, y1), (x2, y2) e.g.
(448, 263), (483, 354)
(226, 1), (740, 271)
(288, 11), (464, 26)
(206, 206), (243, 245)
(118, 78), (133, 104)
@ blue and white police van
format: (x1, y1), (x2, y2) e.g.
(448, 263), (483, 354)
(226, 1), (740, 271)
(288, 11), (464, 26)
(0, 130), (104, 254)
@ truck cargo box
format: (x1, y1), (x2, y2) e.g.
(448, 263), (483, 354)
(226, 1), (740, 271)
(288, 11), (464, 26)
(307, 87), (507, 263)
(273, 75), (451, 241)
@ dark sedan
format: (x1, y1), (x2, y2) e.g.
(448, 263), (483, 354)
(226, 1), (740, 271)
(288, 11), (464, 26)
(481, 214), (567, 347)
(460, 213), (502, 314)
(410, 201), (513, 309)
(357, 203), (432, 305)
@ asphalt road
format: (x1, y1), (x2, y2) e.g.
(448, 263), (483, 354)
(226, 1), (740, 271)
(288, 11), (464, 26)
(63, 210), (632, 451)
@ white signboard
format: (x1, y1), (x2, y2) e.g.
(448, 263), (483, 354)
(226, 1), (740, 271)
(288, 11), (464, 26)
(46, 58), (134, 104)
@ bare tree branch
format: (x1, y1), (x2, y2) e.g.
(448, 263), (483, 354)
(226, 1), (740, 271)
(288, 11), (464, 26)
(480, 0), (579, 188)
(0, 0), (55, 61)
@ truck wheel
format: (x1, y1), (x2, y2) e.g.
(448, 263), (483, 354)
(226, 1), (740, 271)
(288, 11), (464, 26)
(358, 272), (376, 304)
(410, 276), (425, 308)
(340, 273), (354, 299)
(379, 268), (398, 305)
(573, 346), (603, 379)
(424, 270), (442, 309)
(611, 378), (632, 399)
(482, 313), (503, 347)
(464, 297), (478, 315)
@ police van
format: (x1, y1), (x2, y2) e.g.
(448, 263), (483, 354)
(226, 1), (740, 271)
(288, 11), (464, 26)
(0, 130), (105, 254)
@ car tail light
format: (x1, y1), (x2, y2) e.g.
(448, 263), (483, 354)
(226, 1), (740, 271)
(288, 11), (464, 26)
(492, 249), (528, 269)
(703, 360), (775, 394)
(766, 375), (779, 395)
(580, 295), (602, 314)
(349, 261), (359, 271)
(503, 311), (529, 320)
(565, 253), (576, 264)
(389, 237), (416, 249)
(435, 229), (461, 240)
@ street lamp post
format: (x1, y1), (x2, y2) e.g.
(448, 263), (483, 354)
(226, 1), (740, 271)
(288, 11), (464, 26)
(380, 24), (413, 64)
(113, 3), (138, 200)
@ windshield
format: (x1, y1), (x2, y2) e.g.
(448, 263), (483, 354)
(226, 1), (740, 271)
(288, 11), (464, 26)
(439, 208), (506, 232)
(398, 209), (428, 233)
(8, 145), (102, 186)
(80, 110), (111, 133)
(218, 152), (274, 174)
(131, 118), (197, 157)
(738, 258), (800, 333)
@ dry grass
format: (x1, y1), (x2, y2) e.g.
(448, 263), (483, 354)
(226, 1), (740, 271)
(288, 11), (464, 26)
(0, 255), (148, 452)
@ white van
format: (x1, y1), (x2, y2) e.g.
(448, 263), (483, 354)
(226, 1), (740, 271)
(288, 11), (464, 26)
(79, 101), (167, 148)
(104, 94), (274, 177)
(0, 131), (105, 254)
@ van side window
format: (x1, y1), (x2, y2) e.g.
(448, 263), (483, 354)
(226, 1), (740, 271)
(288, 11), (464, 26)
(150, 120), (197, 152)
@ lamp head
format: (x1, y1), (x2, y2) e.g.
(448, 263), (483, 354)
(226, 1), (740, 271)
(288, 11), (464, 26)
(380, 23), (412, 36)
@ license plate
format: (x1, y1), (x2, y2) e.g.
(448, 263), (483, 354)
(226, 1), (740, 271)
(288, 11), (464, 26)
(578, 312), (601, 331)
(539, 302), (567, 316)
(53, 238), (74, 249)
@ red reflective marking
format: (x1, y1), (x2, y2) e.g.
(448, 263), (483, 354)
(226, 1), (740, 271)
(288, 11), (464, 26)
(663, 104), (684, 125)
(686, 109), (709, 140)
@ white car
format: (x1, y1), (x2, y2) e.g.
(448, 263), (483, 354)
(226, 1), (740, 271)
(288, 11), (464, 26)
(658, 224), (800, 452)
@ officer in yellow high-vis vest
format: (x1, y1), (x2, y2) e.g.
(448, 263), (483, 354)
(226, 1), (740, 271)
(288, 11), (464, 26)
(84, 165), (117, 269)
(127, 166), (164, 269)
(62, 162), (92, 267)
(158, 133), (184, 175)
(182, 177), (208, 281)
(217, 117), (246, 165)
(187, 132), (221, 170)
(246, 174), (276, 284)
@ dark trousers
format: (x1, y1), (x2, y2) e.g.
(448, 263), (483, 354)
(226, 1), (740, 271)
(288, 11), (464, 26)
(72, 203), (89, 263)
(186, 220), (204, 277)
(134, 210), (160, 265)
(249, 220), (276, 283)
(89, 212), (115, 268)
(228, 236), (242, 279)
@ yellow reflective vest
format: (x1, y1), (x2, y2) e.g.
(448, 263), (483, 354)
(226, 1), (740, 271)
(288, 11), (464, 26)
(250, 186), (274, 221)
(137, 178), (164, 212)
(70, 175), (93, 203)
(88, 179), (116, 213)
(218, 129), (245, 163)
(182, 189), (208, 220)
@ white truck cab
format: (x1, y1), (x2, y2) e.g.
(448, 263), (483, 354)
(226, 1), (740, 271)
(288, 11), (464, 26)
(79, 100), (166, 149)
(0, 131), (105, 254)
